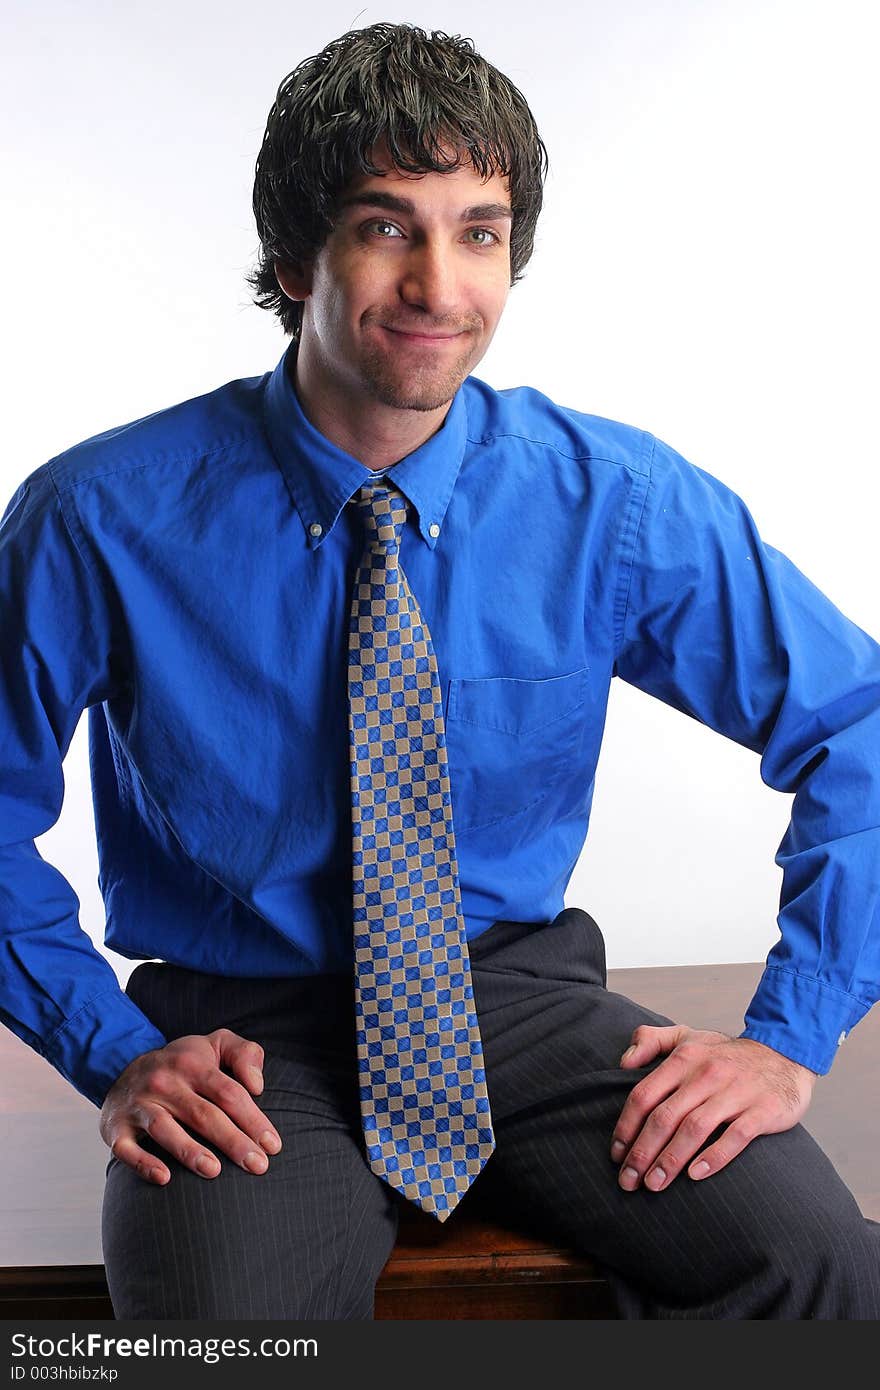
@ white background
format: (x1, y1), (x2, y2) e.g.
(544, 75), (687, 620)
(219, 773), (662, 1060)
(2, 0), (878, 983)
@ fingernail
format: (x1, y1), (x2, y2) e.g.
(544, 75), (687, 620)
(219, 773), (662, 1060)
(260, 1131), (281, 1154)
(249, 1067), (264, 1090)
(620, 1046), (637, 1062)
(645, 1166), (666, 1190)
(620, 1166), (639, 1190)
(197, 1154), (219, 1176)
(244, 1150), (268, 1174)
(610, 1139), (626, 1161)
(691, 1160), (710, 1179)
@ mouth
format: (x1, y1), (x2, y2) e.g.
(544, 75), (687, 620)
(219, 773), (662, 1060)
(381, 326), (464, 345)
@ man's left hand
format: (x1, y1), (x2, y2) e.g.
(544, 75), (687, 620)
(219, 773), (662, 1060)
(609, 1025), (818, 1192)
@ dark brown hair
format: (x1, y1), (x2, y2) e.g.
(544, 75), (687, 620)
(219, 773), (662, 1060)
(246, 22), (549, 338)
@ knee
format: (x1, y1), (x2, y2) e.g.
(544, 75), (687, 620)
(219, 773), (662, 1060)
(101, 1143), (398, 1320)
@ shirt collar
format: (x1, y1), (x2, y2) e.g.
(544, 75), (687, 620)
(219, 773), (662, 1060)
(262, 339), (468, 552)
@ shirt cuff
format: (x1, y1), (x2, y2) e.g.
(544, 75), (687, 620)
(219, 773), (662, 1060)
(43, 984), (169, 1109)
(739, 964), (870, 1075)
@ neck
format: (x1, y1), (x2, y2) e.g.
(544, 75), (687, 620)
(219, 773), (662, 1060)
(290, 342), (452, 472)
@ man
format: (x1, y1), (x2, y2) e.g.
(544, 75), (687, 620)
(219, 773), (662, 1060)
(2, 23), (879, 1319)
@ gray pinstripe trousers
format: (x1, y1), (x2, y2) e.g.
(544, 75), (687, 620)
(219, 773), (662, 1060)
(101, 908), (880, 1319)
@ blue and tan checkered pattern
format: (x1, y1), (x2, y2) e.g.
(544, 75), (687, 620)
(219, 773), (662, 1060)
(347, 480), (495, 1222)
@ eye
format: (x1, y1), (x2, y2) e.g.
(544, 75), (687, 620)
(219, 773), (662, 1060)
(465, 227), (501, 246)
(366, 219), (404, 238)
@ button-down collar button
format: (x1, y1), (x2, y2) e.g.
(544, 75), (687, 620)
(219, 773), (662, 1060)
(429, 522), (441, 538)
(309, 522), (323, 537)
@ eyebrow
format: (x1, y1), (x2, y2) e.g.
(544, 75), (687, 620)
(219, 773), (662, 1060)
(335, 190), (513, 222)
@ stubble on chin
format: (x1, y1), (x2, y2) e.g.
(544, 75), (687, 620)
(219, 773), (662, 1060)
(358, 331), (478, 413)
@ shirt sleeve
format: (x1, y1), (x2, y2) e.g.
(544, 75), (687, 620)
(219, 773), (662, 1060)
(0, 463), (168, 1108)
(615, 433), (880, 1075)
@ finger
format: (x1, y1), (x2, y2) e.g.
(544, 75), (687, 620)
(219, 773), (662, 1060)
(611, 1049), (693, 1161)
(613, 1075), (723, 1189)
(215, 1029), (268, 1099)
(176, 1071), (286, 1168)
(210, 1032), (283, 1155)
(639, 1096), (745, 1191)
(144, 1102), (272, 1179)
(109, 1127), (172, 1186)
(619, 1024), (691, 1068)
(687, 1112), (763, 1182)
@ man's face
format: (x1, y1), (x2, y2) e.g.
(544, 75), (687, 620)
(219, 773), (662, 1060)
(289, 145), (513, 414)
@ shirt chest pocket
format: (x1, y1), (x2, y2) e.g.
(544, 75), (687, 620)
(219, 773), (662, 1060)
(444, 666), (589, 833)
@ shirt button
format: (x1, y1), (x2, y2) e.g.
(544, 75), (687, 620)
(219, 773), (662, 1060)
(309, 522), (323, 537)
(429, 523), (441, 538)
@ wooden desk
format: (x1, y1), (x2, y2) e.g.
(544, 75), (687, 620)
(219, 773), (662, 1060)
(1, 962), (876, 1318)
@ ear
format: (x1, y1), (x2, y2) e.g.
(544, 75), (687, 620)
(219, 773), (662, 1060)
(274, 258), (313, 302)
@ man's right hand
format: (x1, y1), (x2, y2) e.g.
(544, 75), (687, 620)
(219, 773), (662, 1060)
(99, 1029), (283, 1185)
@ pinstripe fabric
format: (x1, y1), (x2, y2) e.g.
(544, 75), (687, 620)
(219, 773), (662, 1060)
(347, 481), (494, 1221)
(464, 912), (880, 1319)
(101, 913), (880, 1320)
(102, 965), (399, 1319)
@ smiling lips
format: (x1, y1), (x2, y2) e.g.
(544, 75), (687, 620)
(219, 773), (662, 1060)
(382, 326), (463, 344)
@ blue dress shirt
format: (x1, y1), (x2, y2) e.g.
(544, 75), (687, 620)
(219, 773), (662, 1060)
(2, 342), (879, 1109)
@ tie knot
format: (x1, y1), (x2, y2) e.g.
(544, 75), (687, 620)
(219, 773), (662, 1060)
(354, 480), (409, 553)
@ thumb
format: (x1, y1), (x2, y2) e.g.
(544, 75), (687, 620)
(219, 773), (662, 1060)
(620, 1024), (691, 1067)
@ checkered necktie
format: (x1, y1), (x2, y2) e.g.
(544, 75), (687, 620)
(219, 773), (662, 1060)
(347, 478), (495, 1222)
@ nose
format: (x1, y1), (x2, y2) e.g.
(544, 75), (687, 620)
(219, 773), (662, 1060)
(398, 239), (459, 317)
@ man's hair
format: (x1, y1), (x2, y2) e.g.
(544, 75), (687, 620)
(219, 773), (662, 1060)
(246, 22), (549, 339)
